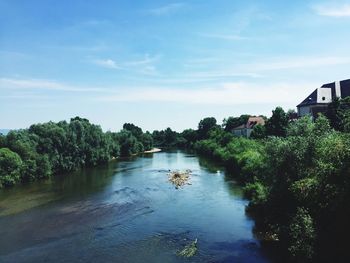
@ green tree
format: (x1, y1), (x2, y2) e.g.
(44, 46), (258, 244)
(223, 115), (250, 132)
(250, 124), (266, 139)
(288, 207), (315, 261)
(123, 123), (143, 140)
(326, 97), (350, 131)
(181, 129), (198, 147)
(0, 148), (23, 187)
(198, 117), (218, 139)
(117, 130), (139, 156)
(266, 107), (288, 137)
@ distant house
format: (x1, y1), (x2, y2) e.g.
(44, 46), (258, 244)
(297, 79), (350, 118)
(232, 116), (265, 138)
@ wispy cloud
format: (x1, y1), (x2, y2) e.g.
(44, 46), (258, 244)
(147, 3), (186, 16)
(199, 33), (249, 41)
(246, 56), (350, 71)
(0, 78), (106, 92)
(89, 54), (161, 74)
(97, 81), (316, 106)
(92, 58), (119, 69)
(44, 42), (109, 52)
(0, 76), (319, 108)
(182, 56), (350, 81)
(313, 3), (350, 17)
(124, 54), (161, 66)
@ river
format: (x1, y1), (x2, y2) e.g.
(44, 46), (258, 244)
(0, 150), (275, 263)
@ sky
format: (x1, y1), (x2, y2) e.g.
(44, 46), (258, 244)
(1, 0), (350, 132)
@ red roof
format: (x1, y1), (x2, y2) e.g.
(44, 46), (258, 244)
(233, 116), (265, 130)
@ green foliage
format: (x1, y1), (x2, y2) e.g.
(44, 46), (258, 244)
(122, 123), (154, 151)
(123, 123), (143, 140)
(0, 118), (153, 188)
(288, 207), (315, 261)
(326, 97), (350, 131)
(141, 132), (153, 151)
(198, 117), (218, 140)
(266, 106), (288, 137)
(0, 148), (22, 187)
(290, 177), (318, 205)
(223, 115), (250, 132)
(194, 111), (350, 262)
(152, 128), (183, 148)
(250, 124), (266, 139)
(244, 181), (268, 206)
(181, 129), (198, 147)
(117, 130), (141, 156)
(195, 128), (265, 181)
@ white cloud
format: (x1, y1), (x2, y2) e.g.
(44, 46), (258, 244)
(245, 56), (350, 71)
(313, 3), (350, 17)
(0, 78), (106, 92)
(97, 81), (316, 106)
(179, 56), (350, 82)
(124, 54), (161, 66)
(1, 77), (316, 107)
(92, 59), (119, 69)
(148, 3), (186, 16)
(199, 33), (249, 41)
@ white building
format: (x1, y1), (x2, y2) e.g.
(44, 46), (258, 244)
(297, 79), (350, 118)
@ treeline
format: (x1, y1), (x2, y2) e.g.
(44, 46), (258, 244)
(0, 117), (153, 188)
(150, 116), (250, 148)
(193, 100), (350, 262)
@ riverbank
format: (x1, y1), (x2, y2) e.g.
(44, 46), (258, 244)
(194, 115), (350, 263)
(143, 148), (161, 153)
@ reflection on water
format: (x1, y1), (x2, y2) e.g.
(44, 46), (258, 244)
(0, 151), (274, 263)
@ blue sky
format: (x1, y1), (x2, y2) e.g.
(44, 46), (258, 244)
(1, 0), (350, 131)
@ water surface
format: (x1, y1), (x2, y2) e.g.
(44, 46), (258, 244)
(0, 151), (273, 263)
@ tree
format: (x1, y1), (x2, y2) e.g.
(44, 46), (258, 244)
(198, 117), (218, 140)
(141, 132), (153, 151)
(266, 107), (288, 137)
(326, 97), (350, 131)
(164, 128), (177, 146)
(123, 123), (143, 140)
(288, 207), (315, 261)
(326, 98), (342, 130)
(181, 129), (198, 147)
(250, 124), (267, 139)
(0, 148), (23, 187)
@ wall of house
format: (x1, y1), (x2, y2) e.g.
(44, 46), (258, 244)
(298, 105), (328, 118)
(298, 106), (311, 117)
(233, 128), (254, 138)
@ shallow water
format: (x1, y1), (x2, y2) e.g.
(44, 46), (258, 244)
(0, 151), (274, 263)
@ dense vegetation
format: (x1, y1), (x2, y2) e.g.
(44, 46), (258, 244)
(193, 102), (350, 263)
(1, 99), (350, 262)
(0, 117), (152, 188)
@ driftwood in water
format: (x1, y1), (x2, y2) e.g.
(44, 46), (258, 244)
(168, 170), (192, 189)
(177, 238), (198, 257)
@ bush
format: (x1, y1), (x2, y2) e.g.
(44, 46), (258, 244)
(288, 207), (315, 261)
(0, 148), (23, 187)
(244, 181), (268, 206)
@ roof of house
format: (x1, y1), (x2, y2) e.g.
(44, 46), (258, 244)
(233, 116), (265, 130)
(246, 116), (265, 128)
(297, 79), (350, 107)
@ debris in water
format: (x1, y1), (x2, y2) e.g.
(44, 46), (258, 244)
(168, 170), (192, 189)
(177, 238), (198, 258)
